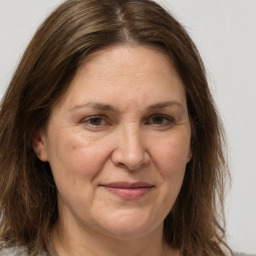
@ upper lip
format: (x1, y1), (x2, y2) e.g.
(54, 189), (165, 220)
(100, 182), (154, 189)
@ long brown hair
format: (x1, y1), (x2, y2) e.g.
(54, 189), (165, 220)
(0, 0), (232, 255)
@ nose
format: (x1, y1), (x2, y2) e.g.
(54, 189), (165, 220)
(111, 125), (150, 171)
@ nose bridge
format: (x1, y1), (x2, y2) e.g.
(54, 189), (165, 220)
(123, 123), (143, 154)
(112, 122), (149, 170)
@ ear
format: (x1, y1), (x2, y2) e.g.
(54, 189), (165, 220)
(32, 129), (48, 162)
(186, 136), (195, 163)
(187, 148), (193, 163)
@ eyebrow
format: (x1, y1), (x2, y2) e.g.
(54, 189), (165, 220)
(69, 101), (184, 113)
(69, 102), (116, 112)
(147, 101), (184, 112)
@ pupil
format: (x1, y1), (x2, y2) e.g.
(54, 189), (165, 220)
(154, 116), (164, 124)
(91, 118), (101, 125)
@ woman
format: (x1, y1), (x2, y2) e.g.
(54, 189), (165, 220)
(0, 0), (233, 255)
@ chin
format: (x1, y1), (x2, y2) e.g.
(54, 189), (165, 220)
(94, 209), (163, 240)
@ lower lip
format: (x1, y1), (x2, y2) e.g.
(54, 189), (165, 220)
(103, 187), (152, 200)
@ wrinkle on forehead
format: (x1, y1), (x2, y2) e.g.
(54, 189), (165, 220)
(77, 44), (178, 81)
(54, 44), (187, 118)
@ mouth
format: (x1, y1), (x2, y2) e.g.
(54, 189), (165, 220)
(100, 182), (154, 200)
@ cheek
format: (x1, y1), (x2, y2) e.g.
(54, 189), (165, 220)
(149, 138), (189, 217)
(47, 130), (110, 184)
(152, 133), (190, 176)
(155, 135), (190, 204)
(47, 131), (110, 211)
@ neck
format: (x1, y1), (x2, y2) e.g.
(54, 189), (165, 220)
(51, 221), (179, 256)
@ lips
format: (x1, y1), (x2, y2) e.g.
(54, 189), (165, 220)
(100, 182), (154, 200)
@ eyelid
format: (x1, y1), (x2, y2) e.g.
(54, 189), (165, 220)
(80, 113), (175, 128)
(81, 115), (109, 126)
(145, 114), (175, 125)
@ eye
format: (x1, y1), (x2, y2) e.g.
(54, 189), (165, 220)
(82, 116), (107, 127)
(146, 114), (174, 126)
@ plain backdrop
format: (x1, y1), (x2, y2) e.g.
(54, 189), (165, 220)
(0, 0), (255, 254)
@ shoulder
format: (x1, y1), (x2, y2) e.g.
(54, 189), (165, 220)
(0, 246), (27, 256)
(235, 253), (256, 256)
(0, 246), (48, 256)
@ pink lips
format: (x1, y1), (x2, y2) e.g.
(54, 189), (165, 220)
(100, 182), (154, 200)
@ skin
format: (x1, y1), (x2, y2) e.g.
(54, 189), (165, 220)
(33, 44), (191, 256)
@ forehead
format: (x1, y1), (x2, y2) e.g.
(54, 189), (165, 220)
(54, 44), (186, 111)
(80, 44), (176, 78)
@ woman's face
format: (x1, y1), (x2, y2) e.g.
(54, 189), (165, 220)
(35, 45), (192, 241)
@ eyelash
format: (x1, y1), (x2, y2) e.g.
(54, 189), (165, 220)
(81, 114), (174, 128)
(82, 115), (109, 127)
(146, 114), (174, 126)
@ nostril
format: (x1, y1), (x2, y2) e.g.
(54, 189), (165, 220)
(116, 162), (130, 169)
(112, 151), (150, 171)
